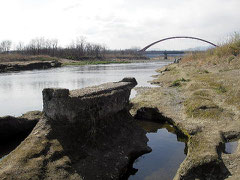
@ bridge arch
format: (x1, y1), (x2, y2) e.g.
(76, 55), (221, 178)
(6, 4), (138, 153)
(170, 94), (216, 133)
(139, 36), (218, 52)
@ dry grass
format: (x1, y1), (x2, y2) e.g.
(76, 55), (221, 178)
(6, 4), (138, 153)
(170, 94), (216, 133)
(192, 90), (211, 97)
(0, 54), (58, 63)
(164, 33), (240, 119)
(225, 90), (240, 110)
(182, 71), (232, 119)
(170, 78), (190, 87)
(181, 32), (240, 65)
(184, 96), (224, 119)
(215, 33), (240, 57)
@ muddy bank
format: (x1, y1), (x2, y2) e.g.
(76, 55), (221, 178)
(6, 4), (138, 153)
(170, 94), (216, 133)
(0, 111), (42, 160)
(131, 60), (240, 179)
(0, 111), (42, 142)
(0, 60), (61, 73)
(0, 78), (150, 180)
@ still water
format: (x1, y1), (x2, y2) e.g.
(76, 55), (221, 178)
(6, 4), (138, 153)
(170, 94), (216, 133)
(129, 121), (187, 180)
(225, 141), (238, 154)
(0, 61), (169, 116)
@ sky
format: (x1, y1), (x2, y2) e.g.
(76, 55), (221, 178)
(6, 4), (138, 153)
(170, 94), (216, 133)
(0, 0), (240, 50)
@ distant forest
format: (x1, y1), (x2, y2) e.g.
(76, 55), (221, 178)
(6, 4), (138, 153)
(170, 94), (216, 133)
(0, 38), (141, 60)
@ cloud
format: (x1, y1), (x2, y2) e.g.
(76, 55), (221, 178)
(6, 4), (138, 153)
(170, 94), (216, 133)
(0, 0), (239, 49)
(63, 3), (81, 11)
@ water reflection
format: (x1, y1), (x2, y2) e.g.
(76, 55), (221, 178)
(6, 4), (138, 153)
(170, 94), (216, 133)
(0, 62), (170, 116)
(129, 121), (187, 180)
(225, 141), (238, 154)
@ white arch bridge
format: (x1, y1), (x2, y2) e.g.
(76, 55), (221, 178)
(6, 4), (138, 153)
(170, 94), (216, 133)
(139, 36), (218, 52)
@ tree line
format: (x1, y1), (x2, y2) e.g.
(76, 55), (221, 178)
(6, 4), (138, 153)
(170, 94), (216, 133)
(0, 38), (140, 60)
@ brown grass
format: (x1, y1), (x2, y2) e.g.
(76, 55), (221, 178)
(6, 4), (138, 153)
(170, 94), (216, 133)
(225, 90), (240, 110)
(184, 96), (224, 119)
(0, 54), (58, 63)
(181, 32), (240, 65)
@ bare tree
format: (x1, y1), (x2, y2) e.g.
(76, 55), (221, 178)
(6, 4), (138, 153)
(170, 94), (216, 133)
(16, 42), (24, 53)
(0, 40), (12, 53)
(12, 36), (107, 59)
(35, 37), (45, 55)
(51, 39), (58, 56)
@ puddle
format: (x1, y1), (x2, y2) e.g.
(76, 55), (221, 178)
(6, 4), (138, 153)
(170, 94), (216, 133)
(128, 121), (187, 180)
(0, 155), (7, 161)
(225, 141), (238, 154)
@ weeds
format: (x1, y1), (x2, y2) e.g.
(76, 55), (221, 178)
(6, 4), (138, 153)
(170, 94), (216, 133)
(227, 56), (235, 63)
(193, 90), (210, 97)
(181, 32), (240, 64)
(171, 78), (190, 87)
(184, 96), (223, 119)
(214, 85), (227, 93)
(197, 69), (209, 74)
(225, 91), (240, 110)
(214, 33), (240, 57)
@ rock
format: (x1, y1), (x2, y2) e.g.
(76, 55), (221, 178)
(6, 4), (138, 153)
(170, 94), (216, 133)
(0, 78), (150, 180)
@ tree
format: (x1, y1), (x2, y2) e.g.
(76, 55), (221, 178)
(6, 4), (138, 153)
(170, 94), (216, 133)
(0, 40), (12, 53)
(16, 42), (24, 53)
(51, 39), (58, 56)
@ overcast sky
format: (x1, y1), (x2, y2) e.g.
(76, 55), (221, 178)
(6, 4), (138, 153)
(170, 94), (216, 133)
(0, 0), (239, 50)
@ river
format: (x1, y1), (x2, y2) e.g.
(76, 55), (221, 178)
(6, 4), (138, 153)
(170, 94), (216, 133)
(0, 61), (170, 116)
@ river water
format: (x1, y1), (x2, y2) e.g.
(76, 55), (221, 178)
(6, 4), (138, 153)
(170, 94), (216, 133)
(0, 61), (187, 179)
(0, 61), (169, 116)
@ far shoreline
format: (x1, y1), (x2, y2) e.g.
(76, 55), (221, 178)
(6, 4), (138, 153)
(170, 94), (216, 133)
(0, 54), (175, 73)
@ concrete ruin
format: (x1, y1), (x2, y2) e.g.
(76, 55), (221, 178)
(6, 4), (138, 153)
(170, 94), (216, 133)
(43, 77), (137, 124)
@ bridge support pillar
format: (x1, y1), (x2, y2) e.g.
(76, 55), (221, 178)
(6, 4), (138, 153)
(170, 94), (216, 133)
(164, 51), (168, 59)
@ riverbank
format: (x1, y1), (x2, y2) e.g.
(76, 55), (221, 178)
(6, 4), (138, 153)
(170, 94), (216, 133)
(0, 54), (62, 73)
(0, 54), (154, 73)
(59, 58), (171, 66)
(0, 60), (62, 73)
(130, 38), (240, 179)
